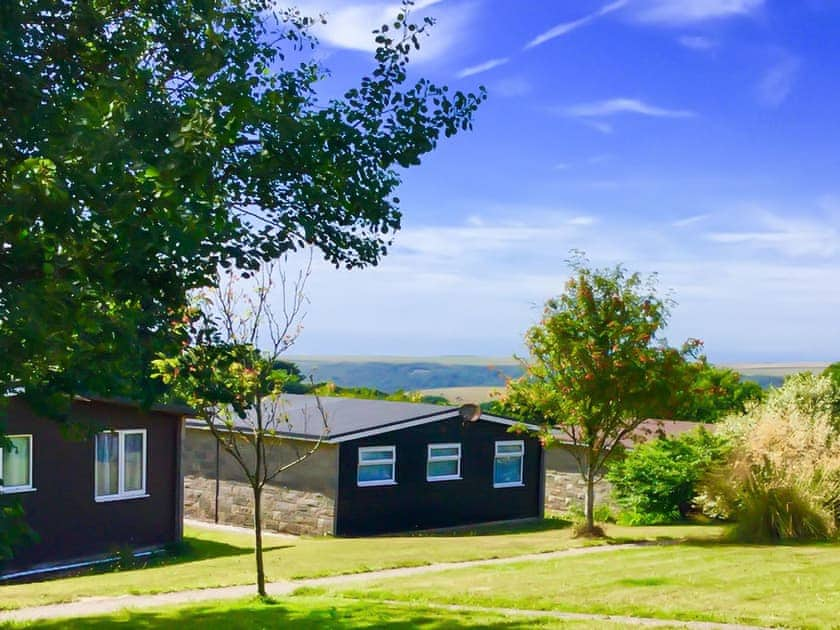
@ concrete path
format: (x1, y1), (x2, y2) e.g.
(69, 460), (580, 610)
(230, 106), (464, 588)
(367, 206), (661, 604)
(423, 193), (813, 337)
(0, 542), (770, 629)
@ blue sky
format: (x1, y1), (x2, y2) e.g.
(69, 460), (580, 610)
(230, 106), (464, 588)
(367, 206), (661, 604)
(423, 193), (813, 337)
(283, 0), (840, 362)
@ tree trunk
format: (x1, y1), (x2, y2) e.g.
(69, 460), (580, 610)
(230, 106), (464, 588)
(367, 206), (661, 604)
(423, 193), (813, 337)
(252, 484), (266, 597)
(584, 474), (596, 532)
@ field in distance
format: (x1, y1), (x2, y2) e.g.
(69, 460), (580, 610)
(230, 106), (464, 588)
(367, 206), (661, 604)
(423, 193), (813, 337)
(286, 356), (830, 395)
(419, 386), (501, 404)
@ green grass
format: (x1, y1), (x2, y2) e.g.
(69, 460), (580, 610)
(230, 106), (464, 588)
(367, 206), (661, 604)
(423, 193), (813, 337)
(3, 595), (683, 629)
(0, 519), (722, 611)
(318, 542), (840, 629)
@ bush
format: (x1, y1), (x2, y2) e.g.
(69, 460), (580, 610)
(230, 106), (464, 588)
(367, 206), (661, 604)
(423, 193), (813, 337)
(700, 375), (840, 542)
(606, 428), (730, 525)
(0, 498), (38, 561)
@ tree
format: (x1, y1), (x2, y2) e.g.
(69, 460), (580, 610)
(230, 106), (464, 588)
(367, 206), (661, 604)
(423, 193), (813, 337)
(502, 256), (702, 534)
(153, 261), (327, 596)
(1, 0), (483, 559)
(1, 0), (485, 412)
(673, 363), (764, 423)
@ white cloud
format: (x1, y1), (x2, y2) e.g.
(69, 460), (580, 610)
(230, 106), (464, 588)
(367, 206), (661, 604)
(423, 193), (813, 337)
(274, 196), (840, 362)
(678, 35), (717, 50)
(630, 0), (764, 25)
(456, 57), (509, 78)
(286, 206), (840, 360)
(296, 0), (476, 62)
(672, 213), (710, 227)
(583, 120), (614, 134)
(756, 53), (801, 107)
(524, 0), (628, 49)
(562, 98), (696, 118)
(488, 76), (532, 98)
(705, 211), (840, 257)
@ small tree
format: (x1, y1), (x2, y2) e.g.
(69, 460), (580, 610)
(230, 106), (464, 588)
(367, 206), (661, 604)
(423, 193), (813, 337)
(153, 260), (327, 596)
(503, 255), (701, 534)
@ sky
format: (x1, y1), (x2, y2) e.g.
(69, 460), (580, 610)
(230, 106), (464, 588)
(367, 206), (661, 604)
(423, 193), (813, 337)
(279, 0), (840, 363)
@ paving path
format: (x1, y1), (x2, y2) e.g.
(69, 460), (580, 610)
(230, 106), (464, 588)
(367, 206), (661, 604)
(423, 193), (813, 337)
(0, 542), (771, 629)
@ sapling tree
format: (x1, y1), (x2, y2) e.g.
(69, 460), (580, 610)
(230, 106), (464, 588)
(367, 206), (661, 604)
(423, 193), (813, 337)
(153, 259), (327, 596)
(502, 255), (702, 534)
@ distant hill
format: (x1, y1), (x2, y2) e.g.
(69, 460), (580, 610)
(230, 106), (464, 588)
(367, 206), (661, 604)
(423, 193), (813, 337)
(286, 356), (829, 395)
(288, 356), (521, 392)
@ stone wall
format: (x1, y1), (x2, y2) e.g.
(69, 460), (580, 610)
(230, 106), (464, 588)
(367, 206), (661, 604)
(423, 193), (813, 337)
(183, 428), (337, 535)
(543, 446), (613, 513)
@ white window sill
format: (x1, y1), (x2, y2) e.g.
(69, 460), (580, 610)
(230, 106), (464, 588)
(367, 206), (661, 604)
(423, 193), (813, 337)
(0, 487), (36, 495)
(493, 482), (525, 489)
(95, 493), (150, 503)
(427, 476), (462, 482)
(357, 480), (397, 488)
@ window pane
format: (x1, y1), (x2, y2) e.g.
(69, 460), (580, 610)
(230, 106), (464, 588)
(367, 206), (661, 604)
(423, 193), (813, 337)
(124, 433), (144, 492)
(96, 433), (119, 496)
(430, 446), (459, 458)
(428, 460), (458, 478)
(359, 449), (393, 462)
(497, 444), (523, 454)
(358, 463), (394, 483)
(494, 456), (522, 485)
(3, 437), (30, 487)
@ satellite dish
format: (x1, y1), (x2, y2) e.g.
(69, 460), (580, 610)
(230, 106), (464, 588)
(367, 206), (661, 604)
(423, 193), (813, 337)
(459, 403), (482, 423)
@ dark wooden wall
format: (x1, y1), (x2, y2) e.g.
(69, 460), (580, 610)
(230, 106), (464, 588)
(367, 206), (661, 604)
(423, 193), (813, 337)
(335, 416), (542, 536)
(2, 398), (182, 571)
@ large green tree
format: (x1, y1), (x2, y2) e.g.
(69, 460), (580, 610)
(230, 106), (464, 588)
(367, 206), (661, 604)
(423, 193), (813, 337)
(0, 0), (484, 412)
(503, 256), (702, 534)
(0, 0), (483, 561)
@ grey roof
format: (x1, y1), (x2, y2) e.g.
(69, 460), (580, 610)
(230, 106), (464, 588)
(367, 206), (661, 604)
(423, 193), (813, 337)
(187, 394), (461, 441)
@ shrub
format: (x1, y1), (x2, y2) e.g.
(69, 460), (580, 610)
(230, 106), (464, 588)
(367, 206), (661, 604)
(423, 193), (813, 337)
(606, 428), (729, 525)
(700, 375), (840, 542)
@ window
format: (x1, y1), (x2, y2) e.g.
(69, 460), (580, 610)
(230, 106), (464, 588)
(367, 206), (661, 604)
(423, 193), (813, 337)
(427, 443), (461, 481)
(95, 429), (147, 501)
(1, 435), (33, 493)
(493, 440), (524, 488)
(357, 446), (396, 486)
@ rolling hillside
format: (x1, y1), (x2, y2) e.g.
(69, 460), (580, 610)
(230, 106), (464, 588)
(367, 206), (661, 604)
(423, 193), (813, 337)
(287, 356), (829, 395)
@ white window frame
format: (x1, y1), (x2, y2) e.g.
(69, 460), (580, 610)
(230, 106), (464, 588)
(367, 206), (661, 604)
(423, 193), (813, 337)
(493, 440), (525, 488)
(426, 443), (462, 482)
(0, 434), (35, 494)
(94, 429), (148, 502)
(356, 445), (397, 487)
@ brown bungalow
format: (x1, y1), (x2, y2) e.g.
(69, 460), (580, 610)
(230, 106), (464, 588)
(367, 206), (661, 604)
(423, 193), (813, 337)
(0, 396), (188, 579)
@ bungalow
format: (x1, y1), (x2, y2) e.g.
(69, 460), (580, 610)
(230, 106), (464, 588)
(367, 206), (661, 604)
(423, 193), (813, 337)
(0, 396), (188, 578)
(183, 395), (544, 536)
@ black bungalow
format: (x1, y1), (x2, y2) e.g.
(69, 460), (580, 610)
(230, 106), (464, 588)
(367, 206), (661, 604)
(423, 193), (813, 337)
(1, 396), (188, 578)
(184, 395), (544, 536)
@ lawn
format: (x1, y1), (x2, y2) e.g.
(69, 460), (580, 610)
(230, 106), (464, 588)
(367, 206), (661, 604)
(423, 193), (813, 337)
(0, 519), (722, 611)
(317, 542), (840, 629)
(2, 595), (683, 629)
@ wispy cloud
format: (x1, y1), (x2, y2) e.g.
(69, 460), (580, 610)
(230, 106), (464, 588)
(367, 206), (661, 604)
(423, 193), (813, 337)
(456, 57), (509, 78)
(678, 35), (717, 50)
(705, 211), (839, 257)
(562, 98), (696, 119)
(297, 0), (476, 62)
(631, 0), (764, 25)
(672, 214), (710, 227)
(488, 76), (532, 98)
(756, 53), (801, 107)
(524, 0), (628, 49)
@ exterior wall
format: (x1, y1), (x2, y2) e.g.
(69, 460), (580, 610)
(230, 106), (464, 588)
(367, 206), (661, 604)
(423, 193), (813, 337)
(183, 428), (337, 535)
(543, 446), (612, 513)
(2, 398), (182, 572)
(336, 416), (543, 536)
